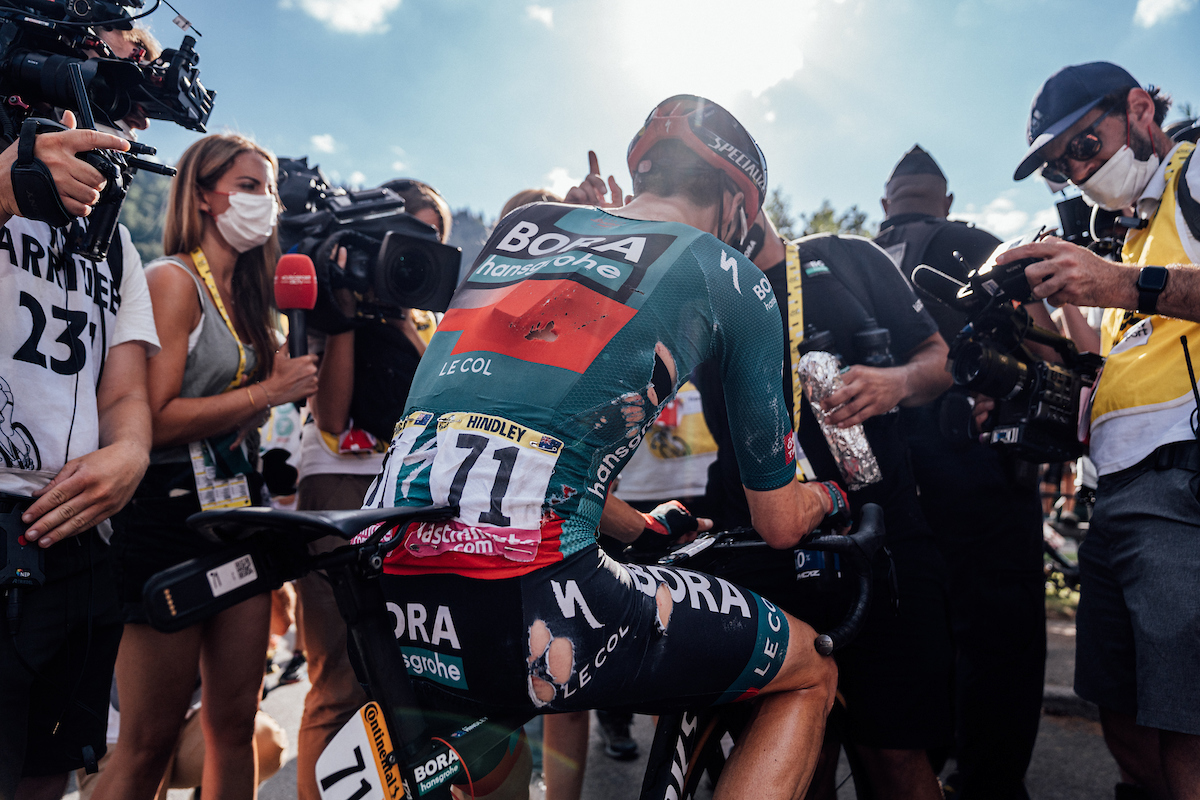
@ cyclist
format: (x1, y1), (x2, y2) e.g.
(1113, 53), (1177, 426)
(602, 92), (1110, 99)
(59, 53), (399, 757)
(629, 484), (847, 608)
(366, 95), (847, 800)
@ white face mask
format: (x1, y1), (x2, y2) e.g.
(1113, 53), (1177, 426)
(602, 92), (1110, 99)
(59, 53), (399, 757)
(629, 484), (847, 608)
(1079, 145), (1160, 212)
(215, 191), (279, 253)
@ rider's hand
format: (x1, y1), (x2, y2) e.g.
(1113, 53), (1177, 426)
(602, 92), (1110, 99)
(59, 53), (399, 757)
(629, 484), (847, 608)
(631, 500), (711, 551)
(261, 348), (319, 406)
(0, 110), (130, 225)
(22, 439), (148, 547)
(563, 151), (630, 208)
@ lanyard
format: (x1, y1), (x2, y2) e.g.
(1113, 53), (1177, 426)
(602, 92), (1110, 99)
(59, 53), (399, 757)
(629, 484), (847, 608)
(191, 247), (249, 389)
(784, 241), (804, 431)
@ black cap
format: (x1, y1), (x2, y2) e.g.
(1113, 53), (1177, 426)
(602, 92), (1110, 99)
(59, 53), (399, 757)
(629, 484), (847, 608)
(1014, 62), (1140, 181)
(887, 145), (946, 183)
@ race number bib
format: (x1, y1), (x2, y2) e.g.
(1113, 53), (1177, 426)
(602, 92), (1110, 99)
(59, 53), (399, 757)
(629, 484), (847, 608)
(315, 702), (403, 800)
(373, 411), (563, 563)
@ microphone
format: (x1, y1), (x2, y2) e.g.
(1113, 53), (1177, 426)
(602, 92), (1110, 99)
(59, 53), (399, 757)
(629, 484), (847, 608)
(274, 253), (318, 357)
(911, 264), (972, 311)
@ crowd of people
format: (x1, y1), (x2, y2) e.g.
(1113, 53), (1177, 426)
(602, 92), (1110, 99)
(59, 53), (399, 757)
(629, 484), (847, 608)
(2, 39), (1199, 800)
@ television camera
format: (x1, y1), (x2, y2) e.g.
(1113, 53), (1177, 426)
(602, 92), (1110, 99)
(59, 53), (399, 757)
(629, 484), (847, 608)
(0, 0), (216, 261)
(912, 230), (1104, 463)
(277, 157), (462, 332)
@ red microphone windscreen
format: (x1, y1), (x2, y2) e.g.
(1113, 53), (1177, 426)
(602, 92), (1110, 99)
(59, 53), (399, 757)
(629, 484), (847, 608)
(274, 253), (318, 310)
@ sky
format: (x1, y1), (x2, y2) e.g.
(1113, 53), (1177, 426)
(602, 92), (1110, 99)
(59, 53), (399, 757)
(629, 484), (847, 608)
(134, 0), (1200, 239)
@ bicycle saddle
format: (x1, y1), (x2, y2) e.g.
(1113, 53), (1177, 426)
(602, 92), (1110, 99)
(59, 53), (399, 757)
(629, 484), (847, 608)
(187, 505), (457, 544)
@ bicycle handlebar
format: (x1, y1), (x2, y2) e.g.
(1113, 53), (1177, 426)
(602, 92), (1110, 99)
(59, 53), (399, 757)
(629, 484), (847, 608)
(650, 503), (885, 656)
(801, 503), (884, 654)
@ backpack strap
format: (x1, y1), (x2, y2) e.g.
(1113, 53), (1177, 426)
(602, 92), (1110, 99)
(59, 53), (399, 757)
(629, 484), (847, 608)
(1176, 149), (1200, 244)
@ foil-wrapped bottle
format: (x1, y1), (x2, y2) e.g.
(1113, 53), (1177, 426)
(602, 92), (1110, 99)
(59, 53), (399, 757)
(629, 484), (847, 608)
(797, 350), (882, 490)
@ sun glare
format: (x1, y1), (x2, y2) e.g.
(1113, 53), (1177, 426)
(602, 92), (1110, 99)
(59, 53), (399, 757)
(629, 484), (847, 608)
(616, 0), (815, 102)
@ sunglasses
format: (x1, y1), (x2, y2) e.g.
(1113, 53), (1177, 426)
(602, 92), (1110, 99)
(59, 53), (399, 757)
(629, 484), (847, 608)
(1041, 105), (1119, 184)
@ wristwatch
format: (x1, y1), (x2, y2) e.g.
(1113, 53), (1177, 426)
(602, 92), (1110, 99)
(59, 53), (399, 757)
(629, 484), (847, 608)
(1136, 266), (1169, 314)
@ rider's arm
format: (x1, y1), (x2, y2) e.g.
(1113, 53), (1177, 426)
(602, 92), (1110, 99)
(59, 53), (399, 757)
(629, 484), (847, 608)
(23, 341), (152, 546)
(599, 494), (710, 545)
(599, 494), (650, 542)
(745, 480), (832, 549)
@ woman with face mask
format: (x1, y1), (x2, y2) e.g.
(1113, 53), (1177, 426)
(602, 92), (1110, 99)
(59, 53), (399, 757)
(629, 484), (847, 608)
(92, 134), (318, 800)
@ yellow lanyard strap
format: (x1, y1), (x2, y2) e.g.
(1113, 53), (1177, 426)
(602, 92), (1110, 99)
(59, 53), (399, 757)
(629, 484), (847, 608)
(785, 241), (805, 431)
(191, 247), (249, 389)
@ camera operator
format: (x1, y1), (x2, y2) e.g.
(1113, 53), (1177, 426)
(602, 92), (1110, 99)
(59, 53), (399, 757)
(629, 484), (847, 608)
(293, 178), (449, 800)
(0, 111), (157, 799)
(873, 146), (1045, 800)
(1008, 62), (1200, 800)
(698, 211), (954, 800)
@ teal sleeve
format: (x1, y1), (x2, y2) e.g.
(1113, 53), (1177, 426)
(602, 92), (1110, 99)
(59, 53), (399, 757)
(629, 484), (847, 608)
(694, 237), (796, 492)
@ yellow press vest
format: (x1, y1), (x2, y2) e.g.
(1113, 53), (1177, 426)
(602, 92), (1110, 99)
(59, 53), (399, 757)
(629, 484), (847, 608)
(1090, 143), (1200, 472)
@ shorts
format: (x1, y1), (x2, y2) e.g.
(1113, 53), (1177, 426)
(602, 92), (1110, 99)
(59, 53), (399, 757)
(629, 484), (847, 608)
(1075, 441), (1200, 734)
(380, 546), (792, 716)
(109, 464), (238, 624)
(0, 530), (123, 791)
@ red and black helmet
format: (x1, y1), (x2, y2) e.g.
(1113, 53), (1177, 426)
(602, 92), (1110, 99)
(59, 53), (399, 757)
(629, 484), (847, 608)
(627, 95), (768, 217)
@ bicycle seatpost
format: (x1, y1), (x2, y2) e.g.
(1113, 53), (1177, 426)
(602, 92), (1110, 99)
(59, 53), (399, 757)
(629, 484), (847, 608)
(326, 551), (433, 757)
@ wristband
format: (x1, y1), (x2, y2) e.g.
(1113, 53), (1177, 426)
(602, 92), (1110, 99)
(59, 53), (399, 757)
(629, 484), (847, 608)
(813, 480), (851, 527)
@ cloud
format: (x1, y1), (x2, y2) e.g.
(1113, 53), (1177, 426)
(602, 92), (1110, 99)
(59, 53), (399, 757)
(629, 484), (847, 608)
(280, 0), (402, 34)
(545, 167), (580, 199)
(526, 5), (554, 28)
(950, 195), (1058, 240)
(391, 160), (407, 172)
(310, 133), (336, 153)
(1134, 0), (1195, 26)
(348, 171), (367, 187)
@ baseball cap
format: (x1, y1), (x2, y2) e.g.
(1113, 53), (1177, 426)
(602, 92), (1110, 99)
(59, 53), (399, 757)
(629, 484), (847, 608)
(1013, 62), (1140, 181)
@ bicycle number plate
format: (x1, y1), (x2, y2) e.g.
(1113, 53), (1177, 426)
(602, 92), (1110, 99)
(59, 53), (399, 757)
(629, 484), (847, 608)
(316, 702), (403, 800)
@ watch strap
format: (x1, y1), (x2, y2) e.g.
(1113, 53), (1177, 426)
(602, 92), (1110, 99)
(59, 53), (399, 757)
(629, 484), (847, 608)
(1137, 266), (1169, 314)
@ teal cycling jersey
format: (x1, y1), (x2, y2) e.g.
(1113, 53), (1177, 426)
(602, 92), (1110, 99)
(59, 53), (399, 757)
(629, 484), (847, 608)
(368, 202), (796, 577)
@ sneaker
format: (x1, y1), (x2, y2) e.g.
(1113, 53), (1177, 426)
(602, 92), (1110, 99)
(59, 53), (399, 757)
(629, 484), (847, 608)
(596, 710), (638, 760)
(278, 651), (307, 685)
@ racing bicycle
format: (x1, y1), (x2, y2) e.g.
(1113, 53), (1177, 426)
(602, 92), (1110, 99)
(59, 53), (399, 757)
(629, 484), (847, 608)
(143, 503), (885, 800)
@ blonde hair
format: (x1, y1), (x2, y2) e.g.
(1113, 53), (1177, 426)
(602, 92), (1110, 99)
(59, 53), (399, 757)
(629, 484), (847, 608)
(500, 188), (561, 220)
(163, 134), (281, 377)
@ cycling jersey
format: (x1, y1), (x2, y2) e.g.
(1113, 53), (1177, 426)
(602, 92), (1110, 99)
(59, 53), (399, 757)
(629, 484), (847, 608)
(368, 202), (795, 579)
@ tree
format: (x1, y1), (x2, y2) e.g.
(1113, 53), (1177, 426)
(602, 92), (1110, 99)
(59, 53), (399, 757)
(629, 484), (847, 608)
(801, 199), (875, 238)
(765, 187), (799, 240)
(119, 171), (173, 264)
(448, 208), (492, 280)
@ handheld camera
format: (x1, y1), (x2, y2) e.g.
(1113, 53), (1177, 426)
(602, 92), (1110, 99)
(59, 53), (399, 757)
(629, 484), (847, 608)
(276, 157), (462, 332)
(912, 231), (1103, 463)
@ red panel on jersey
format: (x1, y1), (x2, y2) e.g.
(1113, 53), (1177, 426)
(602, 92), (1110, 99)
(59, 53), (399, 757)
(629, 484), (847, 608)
(438, 279), (637, 373)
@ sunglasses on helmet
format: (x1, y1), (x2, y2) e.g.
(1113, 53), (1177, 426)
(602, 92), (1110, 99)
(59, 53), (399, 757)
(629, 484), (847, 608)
(1041, 105), (1119, 184)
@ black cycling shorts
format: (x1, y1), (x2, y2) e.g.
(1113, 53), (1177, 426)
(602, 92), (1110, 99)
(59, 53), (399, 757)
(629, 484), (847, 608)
(0, 530), (122, 791)
(380, 546), (793, 716)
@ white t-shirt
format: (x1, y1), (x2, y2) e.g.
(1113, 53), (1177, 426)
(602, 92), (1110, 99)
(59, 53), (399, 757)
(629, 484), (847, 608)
(0, 220), (158, 497)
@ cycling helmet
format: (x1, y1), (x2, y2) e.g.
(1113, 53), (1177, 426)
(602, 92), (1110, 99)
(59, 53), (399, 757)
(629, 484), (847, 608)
(627, 95), (768, 218)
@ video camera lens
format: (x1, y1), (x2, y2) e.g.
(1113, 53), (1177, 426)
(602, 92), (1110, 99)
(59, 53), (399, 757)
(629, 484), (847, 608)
(375, 234), (440, 309)
(952, 341), (1030, 400)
